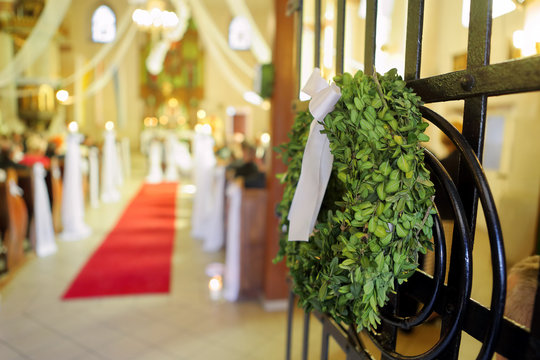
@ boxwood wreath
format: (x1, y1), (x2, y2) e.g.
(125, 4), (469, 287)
(275, 69), (436, 332)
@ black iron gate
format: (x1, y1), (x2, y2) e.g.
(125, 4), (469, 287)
(285, 0), (540, 359)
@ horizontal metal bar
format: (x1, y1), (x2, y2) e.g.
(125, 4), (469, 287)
(312, 312), (373, 360)
(404, 272), (530, 359)
(407, 56), (540, 102)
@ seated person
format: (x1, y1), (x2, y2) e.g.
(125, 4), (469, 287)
(233, 142), (266, 188)
(19, 134), (50, 168)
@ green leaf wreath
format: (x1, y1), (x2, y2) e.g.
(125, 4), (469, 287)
(274, 69), (436, 331)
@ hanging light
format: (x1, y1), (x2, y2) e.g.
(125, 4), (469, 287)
(56, 89), (69, 102)
(68, 121), (79, 133)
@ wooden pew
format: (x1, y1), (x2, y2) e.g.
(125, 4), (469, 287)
(15, 167), (33, 251)
(49, 157), (63, 233)
(3, 168), (28, 271)
(238, 185), (267, 299)
(0, 169), (8, 275)
(225, 179), (268, 300)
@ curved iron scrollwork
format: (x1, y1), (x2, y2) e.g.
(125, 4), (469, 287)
(286, 107), (508, 360)
(364, 107), (506, 359)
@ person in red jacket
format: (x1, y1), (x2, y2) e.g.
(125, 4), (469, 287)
(19, 134), (50, 168)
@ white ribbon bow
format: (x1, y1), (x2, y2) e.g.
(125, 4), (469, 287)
(287, 68), (341, 241)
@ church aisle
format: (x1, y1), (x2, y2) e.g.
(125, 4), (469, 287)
(0, 157), (289, 360)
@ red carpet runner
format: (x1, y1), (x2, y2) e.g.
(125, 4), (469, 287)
(63, 183), (177, 299)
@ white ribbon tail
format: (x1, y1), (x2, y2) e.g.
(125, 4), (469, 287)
(287, 68), (341, 241)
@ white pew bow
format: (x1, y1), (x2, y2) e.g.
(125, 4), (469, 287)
(287, 68), (341, 241)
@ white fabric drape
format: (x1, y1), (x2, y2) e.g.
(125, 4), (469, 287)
(187, 0), (255, 79)
(101, 130), (120, 203)
(190, 133), (217, 239)
(83, 24), (138, 99)
(32, 163), (57, 257)
(89, 146), (100, 208)
(0, 0), (72, 88)
(61, 133), (91, 241)
(223, 181), (242, 302)
(146, 140), (164, 184)
(146, 0), (191, 75)
(175, 140), (192, 175)
(288, 68), (341, 241)
(164, 133), (179, 182)
(202, 166), (226, 252)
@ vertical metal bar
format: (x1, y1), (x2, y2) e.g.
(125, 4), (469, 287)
(364, 0), (377, 75)
(442, 1), (493, 359)
(314, 0), (321, 68)
(302, 311), (311, 360)
(404, 0), (424, 81)
(335, 0), (346, 74)
(458, 0), (492, 227)
(286, 290), (295, 360)
(320, 319), (329, 360)
(296, 0), (304, 97)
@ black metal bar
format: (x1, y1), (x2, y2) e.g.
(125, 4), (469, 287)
(314, 0), (321, 68)
(364, 0), (377, 75)
(321, 318), (329, 360)
(286, 290), (295, 360)
(406, 56), (540, 102)
(335, 0), (346, 74)
(404, 0), (424, 81)
(296, 0), (304, 97)
(302, 311), (310, 360)
(313, 312), (373, 359)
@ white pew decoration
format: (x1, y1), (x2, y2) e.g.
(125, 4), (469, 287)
(101, 123), (121, 202)
(175, 140), (192, 176)
(202, 166), (226, 252)
(32, 163), (57, 257)
(287, 68), (341, 241)
(146, 139), (164, 183)
(61, 128), (91, 241)
(190, 131), (216, 239)
(164, 132), (179, 182)
(223, 181), (242, 302)
(89, 146), (100, 208)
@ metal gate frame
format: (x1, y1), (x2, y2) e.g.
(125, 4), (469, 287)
(285, 0), (540, 359)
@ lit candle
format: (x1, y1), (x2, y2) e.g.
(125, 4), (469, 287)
(208, 276), (222, 301)
(105, 121), (114, 131)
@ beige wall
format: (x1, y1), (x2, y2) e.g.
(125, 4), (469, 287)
(61, 0), (143, 148)
(200, 1), (273, 146)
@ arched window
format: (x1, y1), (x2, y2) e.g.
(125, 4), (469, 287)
(92, 5), (116, 43)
